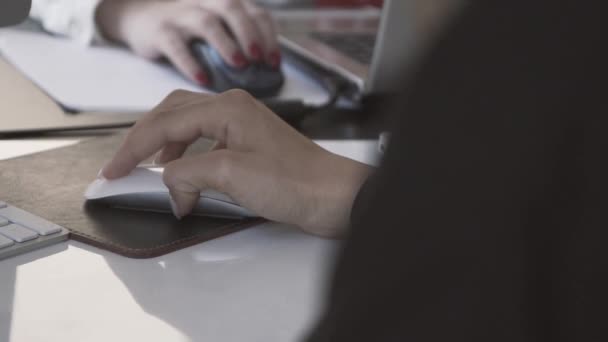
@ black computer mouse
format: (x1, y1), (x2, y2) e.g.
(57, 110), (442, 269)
(190, 40), (285, 98)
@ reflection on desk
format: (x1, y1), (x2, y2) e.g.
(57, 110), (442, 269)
(0, 223), (337, 342)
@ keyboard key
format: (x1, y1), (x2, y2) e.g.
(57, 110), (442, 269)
(0, 206), (61, 236)
(0, 224), (39, 243)
(0, 203), (69, 260)
(0, 235), (14, 249)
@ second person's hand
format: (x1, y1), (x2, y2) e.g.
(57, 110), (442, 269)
(101, 90), (372, 238)
(96, 0), (281, 86)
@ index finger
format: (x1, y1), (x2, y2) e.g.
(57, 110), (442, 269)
(101, 89), (257, 179)
(204, 1), (264, 61)
(157, 26), (208, 85)
(243, 3), (280, 66)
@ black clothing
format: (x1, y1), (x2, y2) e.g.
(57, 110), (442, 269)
(308, 1), (608, 341)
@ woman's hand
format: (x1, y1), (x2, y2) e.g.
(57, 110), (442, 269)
(101, 90), (372, 238)
(96, 0), (281, 86)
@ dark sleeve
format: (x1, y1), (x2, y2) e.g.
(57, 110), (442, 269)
(307, 1), (608, 341)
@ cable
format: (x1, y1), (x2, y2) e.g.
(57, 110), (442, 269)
(261, 73), (347, 124)
(260, 46), (356, 124)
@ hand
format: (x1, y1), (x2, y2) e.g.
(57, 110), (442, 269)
(101, 90), (372, 237)
(96, 0), (281, 86)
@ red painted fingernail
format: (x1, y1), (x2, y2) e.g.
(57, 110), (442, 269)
(232, 51), (249, 68)
(195, 72), (209, 86)
(249, 43), (262, 61)
(269, 50), (281, 69)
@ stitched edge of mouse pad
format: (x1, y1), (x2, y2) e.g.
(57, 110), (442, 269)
(0, 133), (265, 259)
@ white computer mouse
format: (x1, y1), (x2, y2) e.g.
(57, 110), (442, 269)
(84, 167), (255, 219)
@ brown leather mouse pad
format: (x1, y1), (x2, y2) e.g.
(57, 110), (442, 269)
(0, 133), (263, 258)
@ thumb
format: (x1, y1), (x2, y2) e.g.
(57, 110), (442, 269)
(162, 150), (242, 219)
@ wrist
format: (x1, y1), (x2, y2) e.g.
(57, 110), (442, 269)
(302, 154), (373, 238)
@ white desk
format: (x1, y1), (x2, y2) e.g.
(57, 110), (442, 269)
(0, 138), (377, 342)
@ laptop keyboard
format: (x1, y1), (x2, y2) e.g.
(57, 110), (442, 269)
(0, 200), (69, 260)
(310, 32), (377, 65)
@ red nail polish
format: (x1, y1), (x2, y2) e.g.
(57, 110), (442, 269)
(269, 50), (281, 69)
(195, 72), (209, 86)
(249, 43), (262, 61)
(232, 51), (249, 68)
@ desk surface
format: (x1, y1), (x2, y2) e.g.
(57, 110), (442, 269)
(0, 138), (378, 342)
(0, 223), (336, 342)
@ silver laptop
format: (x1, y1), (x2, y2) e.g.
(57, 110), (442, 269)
(279, 0), (415, 97)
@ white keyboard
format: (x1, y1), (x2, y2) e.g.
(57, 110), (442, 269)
(0, 200), (69, 260)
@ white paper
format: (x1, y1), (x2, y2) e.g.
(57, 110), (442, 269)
(0, 139), (78, 161)
(0, 29), (330, 113)
(315, 139), (380, 166)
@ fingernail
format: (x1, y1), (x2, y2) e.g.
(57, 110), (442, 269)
(97, 168), (106, 180)
(269, 50), (281, 69)
(249, 43), (262, 61)
(195, 72), (209, 86)
(169, 194), (182, 220)
(153, 154), (163, 166)
(232, 51), (249, 68)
